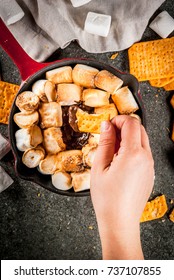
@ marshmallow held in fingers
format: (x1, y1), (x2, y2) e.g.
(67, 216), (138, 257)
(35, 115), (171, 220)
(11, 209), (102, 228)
(0, 166), (14, 193)
(52, 171), (72, 191)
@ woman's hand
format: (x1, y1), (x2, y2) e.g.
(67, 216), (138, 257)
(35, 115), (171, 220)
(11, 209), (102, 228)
(90, 115), (154, 259)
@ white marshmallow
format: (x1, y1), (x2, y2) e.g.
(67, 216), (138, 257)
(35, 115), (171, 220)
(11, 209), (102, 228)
(84, 12), (111, 37)
(0, 134), (11, 160)
(52, 171), (72, 191)
(70, 0), (92, 7)
(149, 11), (174, 38)
(0, 166), (14, 193)
(0, 0), (24, 25)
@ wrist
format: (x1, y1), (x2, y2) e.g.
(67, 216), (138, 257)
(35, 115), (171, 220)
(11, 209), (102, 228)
(98, 223), (144, 260)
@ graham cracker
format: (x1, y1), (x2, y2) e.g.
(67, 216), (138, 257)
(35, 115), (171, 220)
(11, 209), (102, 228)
(170, 94), (174, 109)
(76, 108), (110, 134)
(140, 194), (168, 223)
(0, 81), (19, 124)
(169, 208), (174, 222)
(150, 76), (174, 87)
(128, 37), (174, 81)
(164, 80), (174, 91)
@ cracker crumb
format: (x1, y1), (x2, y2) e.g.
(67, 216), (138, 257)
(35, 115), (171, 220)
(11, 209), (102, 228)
(88, 225), (94, 230)
(110, 53), (118, 60)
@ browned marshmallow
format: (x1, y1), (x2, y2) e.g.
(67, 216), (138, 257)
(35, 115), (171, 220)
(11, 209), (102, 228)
(52, 171), (72, 191)
(95, 70), (123, 93)
(22, 146), (45, 168)
(46, 66), (72, 84)
(57, 150), (84, 172)
(82, 144), (97, 167)
(83, 88), (110, 107)
(32, 80), (48, 102)
(15, 125), (43, 152)
(43, 127), (66, 154)
(72, 64), (99, 88)
(39, 102), (62, 129)
(39, 154), (58, 174)
(112, 86), (139, 114)
(13, 111), (39, 128)
(57, 83), (82, 105)
(16, 91), (40, 112)
(71, 169), (90, 192)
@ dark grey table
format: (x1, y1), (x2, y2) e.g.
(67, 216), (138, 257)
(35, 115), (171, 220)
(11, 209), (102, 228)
(0, 0), (174, 260)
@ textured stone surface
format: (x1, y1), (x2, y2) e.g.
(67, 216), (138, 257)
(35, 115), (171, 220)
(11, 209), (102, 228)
(0, 0), (174, 260)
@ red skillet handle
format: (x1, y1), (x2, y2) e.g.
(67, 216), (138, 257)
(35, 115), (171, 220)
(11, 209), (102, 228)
(0, 18), (50, 81)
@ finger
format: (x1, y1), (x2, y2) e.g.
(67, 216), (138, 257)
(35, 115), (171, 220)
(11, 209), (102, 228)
(141, 125), (151, 152)
(111, 115), (142, 149)
(92, 120), (116, 172)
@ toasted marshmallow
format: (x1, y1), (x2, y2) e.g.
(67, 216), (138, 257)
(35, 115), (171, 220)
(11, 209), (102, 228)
(72, 64), (99, 88)
(43, 127), (66, 154)
(46, 66), (72, 84)
(39, 102), (62, 129)
(94, 103), (118, 119)
(39, 154), (58, 174)
(57, 150), (84, 172)
(44, 80), (57, 102)
(15, 125), (43, 152)
(52, 171), (72, 191)
(112, 86), (139, 114)
(88, 133), (100, 146)
(57, 83), (82, 105)
(15, 91), (40, 112)
(13, 111), (39, 128)
(95, 70), (123, 93)
(32, 79), (48, 102)
(71, 169), (90, 192)
(83, 88), (110, 107)
(22, 146), (45, 168)
(82, 144), (97, 167)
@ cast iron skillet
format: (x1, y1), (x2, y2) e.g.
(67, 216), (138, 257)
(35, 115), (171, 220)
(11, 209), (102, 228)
(0, 18), (145, 196)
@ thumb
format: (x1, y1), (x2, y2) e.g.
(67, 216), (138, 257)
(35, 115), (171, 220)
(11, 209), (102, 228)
(92, 121), (116, 172)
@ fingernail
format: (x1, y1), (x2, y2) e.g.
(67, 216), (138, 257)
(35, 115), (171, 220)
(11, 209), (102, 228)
(101, 121), (110, 132)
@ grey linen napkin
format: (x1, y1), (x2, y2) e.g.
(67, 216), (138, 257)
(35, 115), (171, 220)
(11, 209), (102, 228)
(4, 0), (165, 62)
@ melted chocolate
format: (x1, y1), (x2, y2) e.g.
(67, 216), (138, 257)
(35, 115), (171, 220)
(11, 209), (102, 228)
(61, 106), (91, 150)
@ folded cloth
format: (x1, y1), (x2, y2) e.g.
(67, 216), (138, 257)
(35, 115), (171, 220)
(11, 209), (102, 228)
(5, 0), (165, 61)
